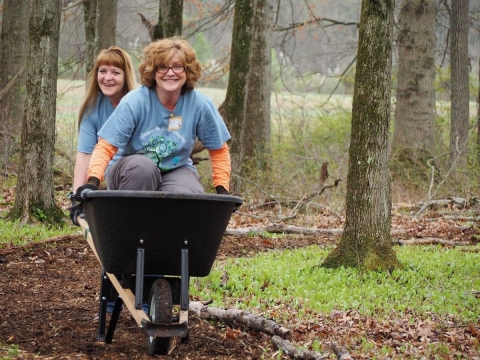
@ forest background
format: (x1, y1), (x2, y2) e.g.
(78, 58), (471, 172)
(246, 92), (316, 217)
(1, 1), (480, 358)
(1, 0), (479, 210)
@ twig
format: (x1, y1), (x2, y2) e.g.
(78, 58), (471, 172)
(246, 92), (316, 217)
(415, 150), (461, 218)
(188, 335), (225, 346)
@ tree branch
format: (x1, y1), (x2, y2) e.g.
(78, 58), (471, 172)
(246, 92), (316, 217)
(0, 66), (26, 102)
(274, 17), (359, 32)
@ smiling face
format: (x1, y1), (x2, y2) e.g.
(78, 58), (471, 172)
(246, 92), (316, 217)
(154, 54), (187, 98)
(97, 65), (126, 107)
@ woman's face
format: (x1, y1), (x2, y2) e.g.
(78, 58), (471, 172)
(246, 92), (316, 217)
(154, 54), (186, 97)
(97, 65), (126, 104)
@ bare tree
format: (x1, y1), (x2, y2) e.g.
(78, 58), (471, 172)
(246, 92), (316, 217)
(391, 0), (436, 160)
(243, 0), (275, 172)
(95, 0), (117, 56)
(450, 0), (469, 165)
(7, 0), (64, 224)
(83, 0), (97, 75)
(322, 0), (402, 271)
(154, 0), (183, 39)
(0, 0), (31, 174)
(223, 0), (256, 194)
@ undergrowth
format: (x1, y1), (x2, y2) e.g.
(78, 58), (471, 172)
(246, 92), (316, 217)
(191, 244), (480, 323)
(0, 216), (80, 250)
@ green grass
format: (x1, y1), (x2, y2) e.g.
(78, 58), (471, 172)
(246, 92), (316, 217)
(190, 244), (480, 322)
(0, 342), (19, 359)
(0, 216), (80, 250)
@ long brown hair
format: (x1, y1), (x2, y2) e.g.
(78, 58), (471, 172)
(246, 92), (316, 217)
(138, 37), (201, 93)
(78, 46), (137, 129)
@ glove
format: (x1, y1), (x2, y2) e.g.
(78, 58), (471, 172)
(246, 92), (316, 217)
(215, 185), (229, 195)
(70, 203), (85, 226)
(75, 177), (100, 202)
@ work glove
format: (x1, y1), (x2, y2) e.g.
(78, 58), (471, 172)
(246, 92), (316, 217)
(70, 203), (85, 226)
(75, 177), (100, 202)
(68, 192), (85, 226)
(215, 185), (228, 195)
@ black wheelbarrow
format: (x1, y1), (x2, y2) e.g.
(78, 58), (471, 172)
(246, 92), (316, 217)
(77, 190), (242, 356)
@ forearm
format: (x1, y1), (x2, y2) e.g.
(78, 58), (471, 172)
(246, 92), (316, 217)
(73, 152), (92, 192)
(87, 138), (118, 182)
(208, 142), (231, 191)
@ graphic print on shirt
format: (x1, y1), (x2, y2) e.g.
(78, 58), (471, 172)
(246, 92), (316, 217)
(142, 135), (177, 171)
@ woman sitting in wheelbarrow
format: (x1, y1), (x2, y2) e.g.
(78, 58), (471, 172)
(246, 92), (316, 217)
(70, 46), (137, 225)
(73, 37), (231, 214)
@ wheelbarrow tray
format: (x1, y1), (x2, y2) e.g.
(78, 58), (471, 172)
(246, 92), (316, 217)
(82, 190), (241, 277)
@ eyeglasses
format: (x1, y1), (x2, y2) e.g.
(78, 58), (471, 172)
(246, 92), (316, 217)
(155, 65), (186, 74)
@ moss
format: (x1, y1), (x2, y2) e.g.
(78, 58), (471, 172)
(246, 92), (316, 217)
(7, 202), (65, 226)
(362, 250), (404, 272)
(322, 240), (403, 272)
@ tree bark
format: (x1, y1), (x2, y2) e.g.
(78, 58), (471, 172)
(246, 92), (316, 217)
(7, 0), (64, 225)
(224, 0), (256, 194)
(83, 0), (97, 75)
(243, 0), (275, 172)
(154, 0), (183, 39)
(94, 0), (117, 56)
(478, 51), (480, 165)
(0, 0), (31, 173)
(449, 0), (469, 165)
(391, 0), (436, 160)
(322, 0), (402, 271)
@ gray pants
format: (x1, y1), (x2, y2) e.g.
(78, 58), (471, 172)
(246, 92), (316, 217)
(107, 154), (204, 193)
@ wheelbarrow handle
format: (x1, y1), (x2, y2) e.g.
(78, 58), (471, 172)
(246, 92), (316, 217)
(79, 188), (94, 202)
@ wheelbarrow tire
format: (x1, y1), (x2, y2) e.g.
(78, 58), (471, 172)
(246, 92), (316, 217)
(147, 278), (172, 356)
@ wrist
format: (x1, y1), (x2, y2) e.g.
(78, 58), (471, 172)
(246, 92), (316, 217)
(87, 177), (100, 188)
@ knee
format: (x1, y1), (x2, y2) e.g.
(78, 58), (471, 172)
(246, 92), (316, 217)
(117, 155), (161, 190)
(127, 155), (158, 174)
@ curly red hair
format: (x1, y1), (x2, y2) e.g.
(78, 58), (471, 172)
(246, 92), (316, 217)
(139, 37), (201, 93)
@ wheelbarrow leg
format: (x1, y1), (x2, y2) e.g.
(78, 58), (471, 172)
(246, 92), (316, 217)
(105, 296), (123, 343)
(180, 247), (189, 311)
(98, 269), (112, 341)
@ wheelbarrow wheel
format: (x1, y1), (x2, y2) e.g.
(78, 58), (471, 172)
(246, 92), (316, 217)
(146, 278), (172, 356)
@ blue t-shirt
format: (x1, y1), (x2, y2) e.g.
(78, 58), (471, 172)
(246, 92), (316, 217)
(77, 93), (115, 153)
(98, 86), (230, 174)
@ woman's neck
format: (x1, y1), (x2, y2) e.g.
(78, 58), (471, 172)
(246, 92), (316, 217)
(156, 88), (181, 111)
(108, 91), (125, 108)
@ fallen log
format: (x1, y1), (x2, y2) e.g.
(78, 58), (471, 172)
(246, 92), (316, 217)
(330, 341), (353, 359)
(190, 302), (343, 360)
(225, 225), (409, 237)
(189, 301), (290, 338)
(393, 238), (472, 246)
(271, 335), (328, 360)
(225, 225), (343, 236)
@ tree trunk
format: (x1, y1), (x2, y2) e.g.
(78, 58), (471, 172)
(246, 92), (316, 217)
(83, 0), (97, 75)
(243, 0), (275, 172)
(224, 0), (256, 194)
(94, 0), (117, 56)
(7, 0), (64, 225)
(154, 0), (183, 39)
(449, 0), (469, 165)
(478, 52), (480, 165)
(0, 0), (31, 174)
(391, 0), (436, 160)
(322, 0), (402, 271)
